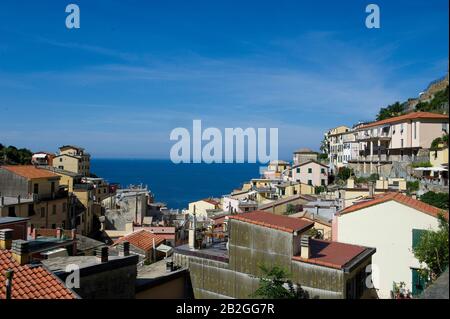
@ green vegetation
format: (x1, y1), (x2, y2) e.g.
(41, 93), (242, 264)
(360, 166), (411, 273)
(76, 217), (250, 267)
(319, 136), (329, 154)
(314, 185), (326, 194)
(419, 191), (449, 210)
(415, 86), (449, 113)
(376, 101), (404, 121)
(411, 161), (432, 168)
(0, 144), (33, 165)
(306, 228), (324, 240)
(413, 213), (449, 282)
(336, 167), (353, 181)
(285, 204), (297, 215)
(252, 265), (310, 299)
(430, 134), (449, 150)
(354, 173), (379, 185)
(318, 153), (328, 161)
(406, 181), (420, 194)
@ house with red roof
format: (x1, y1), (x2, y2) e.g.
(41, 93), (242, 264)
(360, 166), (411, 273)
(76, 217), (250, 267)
(0, 165), (70, 230)
(114, 230), (166, 263)
(349, 111), (449, 176)
(174, 210), (376, 299)
(0, 228), (78, 299)
(333, 192), (448, 298)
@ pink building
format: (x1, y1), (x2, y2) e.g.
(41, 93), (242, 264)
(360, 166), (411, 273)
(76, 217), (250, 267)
(291, 160), (329, 187)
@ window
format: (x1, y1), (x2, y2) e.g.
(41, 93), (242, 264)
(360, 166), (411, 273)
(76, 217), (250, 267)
(442, 123), (448, 132)
(401, 139), (404, 148)
(414, 122), (417, 139)
(308, 180), (312, 186)
(60, 158), (63, 162)
(412, 229), (426, 249)
(51, 224), (56, 229)
(321, 179), (326, 186)
(33, 183), (39, 194)
(62, 203), (67, 212)
(51, 182), (55, 194)
(8, 206), (16, 217)
(321, 168), (325, 174)
(59, 166), (64, 170)
(52, 205), (56, 215)
(308, 168), (312, 174)
(400, 123), (404, 134)
(28, 204), (35, 216)
(296, 168), (300, 173)
(40, 207), (45, 218)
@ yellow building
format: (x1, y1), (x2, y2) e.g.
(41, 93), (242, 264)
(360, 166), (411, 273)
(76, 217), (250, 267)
(53, 145), (91, 177)
(0, 166), (69, 230)
(430, 144), (448, 167)
(276, 182), (315, 197)
(187, 198), (221, 219)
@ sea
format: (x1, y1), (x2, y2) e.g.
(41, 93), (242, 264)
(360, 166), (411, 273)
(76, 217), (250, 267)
(91, 159), (264, 210)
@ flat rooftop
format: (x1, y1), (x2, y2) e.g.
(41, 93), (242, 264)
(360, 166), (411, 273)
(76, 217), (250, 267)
(175, 241), (229, 263)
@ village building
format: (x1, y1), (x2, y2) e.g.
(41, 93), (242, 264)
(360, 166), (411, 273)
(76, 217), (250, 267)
(174, 211), (376, 299)
(291, 160), (329, 187)
(333, 192), (448, 298)
(53, 145), (91, 177)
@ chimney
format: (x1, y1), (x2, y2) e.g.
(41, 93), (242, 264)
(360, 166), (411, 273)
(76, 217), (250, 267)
(347, 178), (355, 189)
(95, 246), (109, 263)
(56, 227), (63, 239)
(11, 240), (30, 265)
(5, 269), (14, 299)
(300, 235), (311, 259)
(368, 181), (375, 198)
(0, 229), (13, 250)
(118, 241), (130, 257)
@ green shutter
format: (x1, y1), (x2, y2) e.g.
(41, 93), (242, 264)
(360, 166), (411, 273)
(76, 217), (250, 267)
(411, 269), (426, 296)
(412, 229), (426, 249)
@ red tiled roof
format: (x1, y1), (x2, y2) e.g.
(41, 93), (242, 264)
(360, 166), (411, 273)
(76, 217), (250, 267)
(114, 230), (165, 252)
(340, 192), (448, 219)
(1, 165), (59, 179)
(202, 198), (220, 206)
(0, 250), (77, 299)
(359, 112), (448, 129)
(292, 239), (369, 270)
(229, 211), (314, 233)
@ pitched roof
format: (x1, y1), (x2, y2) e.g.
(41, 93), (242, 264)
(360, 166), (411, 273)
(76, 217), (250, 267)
(292, 160), (329, 168)
(114, 230), (165, 252)
(0, 250), (77, 299)
(339, 192), (448, 219)
(293, 148), (317, 154)
(359, 112), (448, 129)
(292, 239), (370, 270)
(202, 198), (220, 206)
(229, 211), (314, 233)
(1, 165), (60, 179)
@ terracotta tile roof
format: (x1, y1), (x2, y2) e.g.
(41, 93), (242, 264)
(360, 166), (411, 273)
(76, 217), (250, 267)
(229, 211), (314, 233)
(339, 192), (448, 219)
(202, 198), (220, 206)
(0, 250), (77, 299)
(292, 239), (370, 270)
(114, 230), (165, 252)
(359, 112), (448, 129)
(1, 165), (59, 179)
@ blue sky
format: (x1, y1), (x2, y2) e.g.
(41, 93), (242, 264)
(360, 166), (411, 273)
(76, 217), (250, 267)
(0, 0), (448, 160)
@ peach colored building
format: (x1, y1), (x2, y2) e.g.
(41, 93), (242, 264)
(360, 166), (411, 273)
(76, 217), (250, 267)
(349, 112), (449, 175)
(291, 160), (329, 187)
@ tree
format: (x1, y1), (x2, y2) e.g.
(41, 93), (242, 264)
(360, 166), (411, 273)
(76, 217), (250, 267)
(252, 265), (310, 299)
(285, 204), (297, 215)
(413, 213), (449, 281)
(337, 167), (353, 181)
(420, 191), (449, 210)
(376, 102), (404, 121)
(319, 135), (329, 154)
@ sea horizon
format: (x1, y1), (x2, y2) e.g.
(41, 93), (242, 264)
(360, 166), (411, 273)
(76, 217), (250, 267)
(91, 158), (266, 210)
